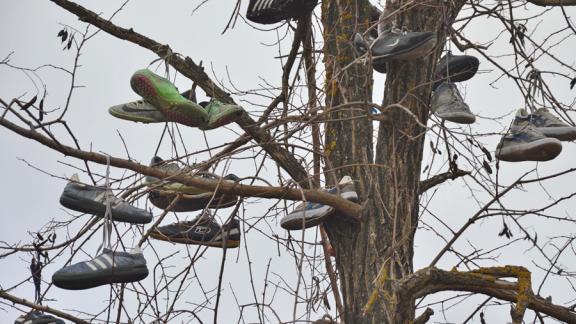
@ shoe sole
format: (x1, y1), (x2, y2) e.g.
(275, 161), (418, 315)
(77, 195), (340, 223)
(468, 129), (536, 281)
(149, 231), (240, 248)
(60, 194), (152, 224)
(52, 265), (148, 290)
(131, 73), (207, 127)
(537, 126), (576, 141)
(108, 106), (166, 124)
(435, 58), (479, 85)
(374, 35), (437, 61)
(497, 138), (562, 162)
(437, 111), (476, 124)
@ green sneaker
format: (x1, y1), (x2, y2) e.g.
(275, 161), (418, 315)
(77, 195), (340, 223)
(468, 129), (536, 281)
(199, 100), (244, 130)
(130, 69), (208, 127)
(109, 100), (167, 123)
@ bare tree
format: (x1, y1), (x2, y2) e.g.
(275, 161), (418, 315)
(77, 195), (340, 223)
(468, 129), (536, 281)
(2, 0), (576, 323)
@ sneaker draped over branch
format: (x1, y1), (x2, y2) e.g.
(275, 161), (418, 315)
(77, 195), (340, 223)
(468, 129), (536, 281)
(431, 82), (475, 124)
(496, 109), (563, 162)
(144, 157), (240, 205)
(59, 174), (153, 224)
(52, 248), (148, 290)
(246, 0), (319, 24)
(130, 69), (208, 127)
(150, 211), (241, 248)
(280, 176), (358, 230)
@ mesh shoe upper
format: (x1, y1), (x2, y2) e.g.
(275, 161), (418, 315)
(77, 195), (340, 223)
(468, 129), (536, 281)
(530, 108), (571, 128)
(430, 82), (475, 124)
(199, 100), (244, 130)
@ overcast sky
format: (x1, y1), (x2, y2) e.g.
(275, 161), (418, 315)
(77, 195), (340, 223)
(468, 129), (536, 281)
(1, 0), (576, 323)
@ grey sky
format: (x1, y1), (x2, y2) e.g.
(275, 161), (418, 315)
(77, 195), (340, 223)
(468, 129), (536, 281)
(1, 0), (576, 323)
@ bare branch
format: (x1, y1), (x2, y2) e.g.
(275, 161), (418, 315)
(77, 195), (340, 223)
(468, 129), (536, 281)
(419, 169), (470, 195)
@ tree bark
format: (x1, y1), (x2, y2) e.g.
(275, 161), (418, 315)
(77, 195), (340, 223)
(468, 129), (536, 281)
(321, 0), (460, 322)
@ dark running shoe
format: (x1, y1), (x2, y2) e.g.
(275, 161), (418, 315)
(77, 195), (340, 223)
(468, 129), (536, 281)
(353, 33), (387, 73)
(59, 174), (153, 224)
(280, 176), (358, 230)
(496, 110), (562, 162)
(371, 29), (436, 62)
(430, 82), (475, 124)
(433, 52), (479, 89)
(150, 211), (241, 248)
(52, 248), (148, 290)
(528, 108), (576, 141)
(246, 0), (319, 24)
(14, 311), (65, 324)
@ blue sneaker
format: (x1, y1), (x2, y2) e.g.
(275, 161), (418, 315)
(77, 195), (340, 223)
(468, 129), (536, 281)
(280, 176), (358, 230)
(496, 110), (562, 162)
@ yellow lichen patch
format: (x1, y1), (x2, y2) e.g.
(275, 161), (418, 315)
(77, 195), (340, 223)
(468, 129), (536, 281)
(325, 140), (337, 157)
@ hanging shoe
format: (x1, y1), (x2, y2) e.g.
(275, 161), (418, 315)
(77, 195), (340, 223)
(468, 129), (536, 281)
(496, 110), (562, 162)
(433, 52), (479, 89)
(130, 69), (208, 128)
(353, 33), (387, 74)
(371, 29), (436, 62)
(527, 108), (576, 141)
(108, 100), (168, 124)
(14, 311), (65, 324)
(150, 211), (241, 248)
(52, 248), (148, 290)
(198, 100), (244, 130)
(280, 176), (358, 230)
(59, 174), (153, 224)
(246, 0), (319, 24)
(430, 82), (476, 124)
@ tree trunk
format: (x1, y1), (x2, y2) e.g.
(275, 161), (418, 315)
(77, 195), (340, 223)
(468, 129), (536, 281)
(322, 1), (454, 322)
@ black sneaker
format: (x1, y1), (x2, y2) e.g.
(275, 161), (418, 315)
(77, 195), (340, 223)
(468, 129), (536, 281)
(150, 211), (241, 248)
(371, 29), (436, 62)
(353, 33), (387, 74)
(246, 0), (319, 24)
(59, 174), (153, 224)
(433, 51), (479, 89)
(14, 311), (65, 324)
(52, 248), (148, 290)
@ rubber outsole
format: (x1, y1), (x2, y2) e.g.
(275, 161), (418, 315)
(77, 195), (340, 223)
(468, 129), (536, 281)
(52, 265), (149, 290)
(537, 126), (576, 142)
(497, 138), (562, 162)
(149, 231), (240, 248)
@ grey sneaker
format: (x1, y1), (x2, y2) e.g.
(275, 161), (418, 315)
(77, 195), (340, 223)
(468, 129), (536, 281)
(280, 176), (358, 230)
(52, 248), (148, 290)
(59, 174), (153, 224)
(431, 82), (475, 124)
(108, 100), (167, 124)
(528, 108), (576, 141)
(145, 157), (240, 201)
(496, 110), (562, 162)
(14, 311), (65, 324)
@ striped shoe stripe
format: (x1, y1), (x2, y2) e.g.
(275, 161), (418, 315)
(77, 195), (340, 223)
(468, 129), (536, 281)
(102, 253), (115, 267)
(253, 0), (266, 11)
(261, 0), (275, 10)
(92, 258), (108, 269)
(86, 261), (99, 271)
